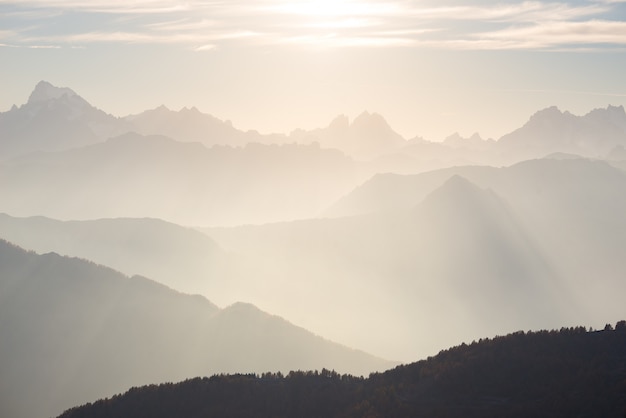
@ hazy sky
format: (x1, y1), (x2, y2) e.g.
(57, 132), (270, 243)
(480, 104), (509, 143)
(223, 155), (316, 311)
(2, 0), (626, 140)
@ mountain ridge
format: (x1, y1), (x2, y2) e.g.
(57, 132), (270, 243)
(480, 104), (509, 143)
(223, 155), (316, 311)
(0, 239), (393, 418)
(3, 81), (626, 166)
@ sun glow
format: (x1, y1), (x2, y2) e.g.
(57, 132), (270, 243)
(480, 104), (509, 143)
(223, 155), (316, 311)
(273, 0), (394, 17)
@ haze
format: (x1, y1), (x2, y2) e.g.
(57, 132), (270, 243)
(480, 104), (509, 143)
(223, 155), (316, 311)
(2, 2), (626, 418)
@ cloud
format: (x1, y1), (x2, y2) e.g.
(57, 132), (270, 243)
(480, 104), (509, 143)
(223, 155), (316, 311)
(474, 19), (626, 49)
(0, 0), (195, 14)
(193, 43), (216, 51)
(1, 0), (625, 50)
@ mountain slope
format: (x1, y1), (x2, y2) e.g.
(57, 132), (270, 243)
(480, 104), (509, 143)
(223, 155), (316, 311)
(204, 176), (568, 361)
(0, 214), (230, 299)
(0, 240), (392, 418)
(56, 324), (626, 418)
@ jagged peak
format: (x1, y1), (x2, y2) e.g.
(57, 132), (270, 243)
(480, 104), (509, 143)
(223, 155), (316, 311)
(530, 105), (563, 119)
(444, 132), (463, 142)
(607, 104), (625, 113)
(352, 110), (389, 128)
(469, 132), (483, 141)
(585, 104), (626, 121)
(28, 81), (78, 104)
(328, 114), (349, 130)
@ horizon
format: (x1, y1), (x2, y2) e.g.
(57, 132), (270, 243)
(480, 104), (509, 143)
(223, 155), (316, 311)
(2, 0), (626, 141)
(4, 79), (626, 143)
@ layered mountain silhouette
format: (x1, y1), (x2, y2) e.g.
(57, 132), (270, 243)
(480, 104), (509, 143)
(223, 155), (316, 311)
(0, 215), (232, 299)
(203, 174), (574, 360)
(0, 132), (362, 226)
(3, 80), (626, 417)
(0, 240), (392, 418)
(3, 159), (617, 361)
(327, 157), (626, 284)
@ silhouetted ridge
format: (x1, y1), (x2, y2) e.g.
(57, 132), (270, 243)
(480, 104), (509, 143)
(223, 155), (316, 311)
(57, 323), (626, 418)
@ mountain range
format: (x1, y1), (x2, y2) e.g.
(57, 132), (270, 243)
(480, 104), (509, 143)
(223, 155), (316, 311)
(4, 81), (626, 165)
(3, 81), (626, 227)
(0, 81), (409, 161)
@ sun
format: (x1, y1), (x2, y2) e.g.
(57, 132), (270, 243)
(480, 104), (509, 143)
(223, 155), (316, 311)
(269, 0), (400, 47)
(275, 0), (380, 17)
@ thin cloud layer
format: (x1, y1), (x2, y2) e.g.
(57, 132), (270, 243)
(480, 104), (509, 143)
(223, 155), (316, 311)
(1, 0), (625, 50)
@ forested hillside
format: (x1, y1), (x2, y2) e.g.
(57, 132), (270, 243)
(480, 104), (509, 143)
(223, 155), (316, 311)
(59, 323), (626, 418)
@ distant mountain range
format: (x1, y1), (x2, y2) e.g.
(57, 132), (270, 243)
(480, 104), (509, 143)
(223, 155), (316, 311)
(3, 81), (626, 164)
(0, 132), (362, 226)
(497, 105), (626, 163)
(0, 240), (392, 418)
(0, 81), (409, 161)
(3, 81), (626, 226)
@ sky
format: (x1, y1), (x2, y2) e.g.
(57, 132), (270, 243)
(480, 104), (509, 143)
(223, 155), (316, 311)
(2, 0), (626, 141)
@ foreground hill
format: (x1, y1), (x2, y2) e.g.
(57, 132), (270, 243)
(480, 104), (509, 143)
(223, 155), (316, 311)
(58, 323), (626, 418)
(0, 240), (391, 418)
